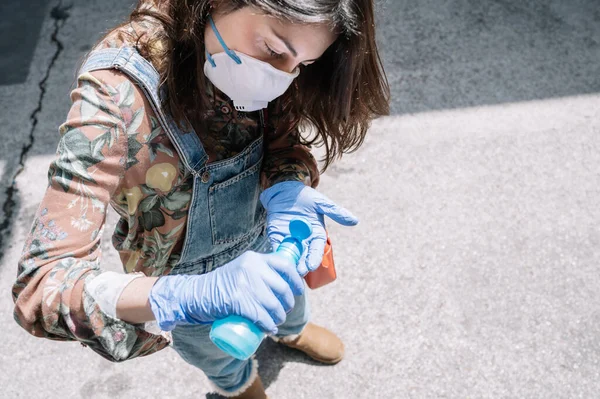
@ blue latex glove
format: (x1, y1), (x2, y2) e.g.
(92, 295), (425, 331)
(260, 181), (359, 276)
(148, 251), (304, 334)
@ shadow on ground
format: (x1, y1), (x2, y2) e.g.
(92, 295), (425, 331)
(379, 0), (600, 114)
(205, 339), (327, 398)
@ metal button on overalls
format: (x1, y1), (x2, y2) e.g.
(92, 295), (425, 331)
(201, 171), (210, 183)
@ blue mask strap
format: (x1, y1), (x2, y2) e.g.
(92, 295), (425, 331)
(206, 15), (242, 67)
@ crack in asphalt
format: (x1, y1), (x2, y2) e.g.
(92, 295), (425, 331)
(0, 2), (72, 256)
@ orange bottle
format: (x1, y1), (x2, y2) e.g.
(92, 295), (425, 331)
(304, 232), (336, 289)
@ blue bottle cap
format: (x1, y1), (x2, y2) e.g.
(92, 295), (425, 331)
(275, 218), (312, 265)
(289, 219), (312, 241)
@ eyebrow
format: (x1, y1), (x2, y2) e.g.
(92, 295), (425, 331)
(270, 28), (318, 63)
(271, 28), (298, 57)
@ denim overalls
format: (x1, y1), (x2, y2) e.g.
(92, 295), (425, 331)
(80, 46), (309, 394)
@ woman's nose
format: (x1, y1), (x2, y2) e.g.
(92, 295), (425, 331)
(270, 59), (299, 74)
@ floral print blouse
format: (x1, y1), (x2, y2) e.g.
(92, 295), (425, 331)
(12, 16), (319, 362)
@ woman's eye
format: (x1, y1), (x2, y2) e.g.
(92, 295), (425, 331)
(264, 42), (283, 59)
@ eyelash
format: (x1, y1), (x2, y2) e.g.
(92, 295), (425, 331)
(263, 41), (311, 68)
(264, 42), (284, 59)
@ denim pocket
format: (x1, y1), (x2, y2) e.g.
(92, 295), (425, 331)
(208, 157), (266, 245)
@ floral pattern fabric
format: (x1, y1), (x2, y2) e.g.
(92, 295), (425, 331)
(12, 17), (318, 362)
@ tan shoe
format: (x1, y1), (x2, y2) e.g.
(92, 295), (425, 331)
(276, 322), (344, 365)
(229, 375), (268, 399)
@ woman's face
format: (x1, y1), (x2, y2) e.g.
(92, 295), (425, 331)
(205, 6), (338, 73)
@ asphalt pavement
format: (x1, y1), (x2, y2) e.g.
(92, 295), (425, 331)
(1, 0), (599, 398)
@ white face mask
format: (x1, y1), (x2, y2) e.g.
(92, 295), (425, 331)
(203, 15), (300, 112)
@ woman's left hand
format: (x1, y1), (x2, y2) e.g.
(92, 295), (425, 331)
(259, 181), (359, 275)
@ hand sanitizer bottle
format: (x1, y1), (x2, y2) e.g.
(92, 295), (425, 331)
(209, 218), (312, 360)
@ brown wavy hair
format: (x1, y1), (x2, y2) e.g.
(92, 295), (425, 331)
(114, 0), (389, 171)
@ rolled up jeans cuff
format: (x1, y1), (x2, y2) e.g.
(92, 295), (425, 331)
(209, 356), (259, 397)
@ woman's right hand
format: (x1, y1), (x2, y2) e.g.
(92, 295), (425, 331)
(148, 251), (304, 334)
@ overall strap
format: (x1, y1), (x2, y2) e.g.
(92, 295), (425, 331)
(78, 46), (209, 174)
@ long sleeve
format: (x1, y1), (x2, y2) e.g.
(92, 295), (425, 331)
(12, 71), (168, 362)
(261, 101), (320, 189)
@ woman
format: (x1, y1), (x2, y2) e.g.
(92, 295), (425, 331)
(13, 0), (389, 397)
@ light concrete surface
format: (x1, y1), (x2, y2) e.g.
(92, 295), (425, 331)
(1, 1), (599, 398)
(313, 96), (600, 398)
